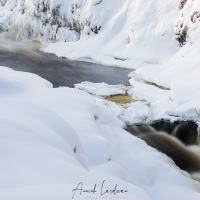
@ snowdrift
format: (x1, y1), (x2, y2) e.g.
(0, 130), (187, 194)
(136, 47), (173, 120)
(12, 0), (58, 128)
(134, 0), (200, 121)
(0, 66), (200, 199)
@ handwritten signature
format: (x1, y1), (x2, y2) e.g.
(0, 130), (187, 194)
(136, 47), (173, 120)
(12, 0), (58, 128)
(72, 180), (128, 199)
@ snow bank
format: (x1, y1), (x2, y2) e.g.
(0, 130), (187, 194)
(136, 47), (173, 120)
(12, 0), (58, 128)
(131, 0), (200, 122)
(0, 66), (52, 97)
(0, 66), (200, 199)
(41, 0), (180, 67)
(135, 37), (200, 105)
(75, 82), (151, 125)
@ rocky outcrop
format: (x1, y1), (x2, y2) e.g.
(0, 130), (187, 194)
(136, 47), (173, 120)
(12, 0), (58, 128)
(175, 0), (200, 46)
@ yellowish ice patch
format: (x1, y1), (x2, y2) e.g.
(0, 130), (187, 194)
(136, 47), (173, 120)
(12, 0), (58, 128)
(105, 95), (133, 104)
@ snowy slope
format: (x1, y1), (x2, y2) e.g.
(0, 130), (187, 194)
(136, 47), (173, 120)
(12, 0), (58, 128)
(131, 0), (200, 122)
(0, 65), (200, 200)
(0, 0), (180, 67)
(1, 1), (200, 198)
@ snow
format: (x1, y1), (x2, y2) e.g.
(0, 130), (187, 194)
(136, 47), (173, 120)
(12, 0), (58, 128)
(0, 66), (52, 97)
(75, 81), (127, 96)
(118, 101), (151, 125)
(1, 0), (200, 119)
(40, 0), (200, 126)
(0, 66), (200, 199)
(127, 76), (200, 123)
(36, 0), (200, 125)
(130, 0), (200, 123)
(1, 0), (200, 198)
(6, 0), (196, 124)
(0, 0), (180, 67)
(2, 0), (200, 124)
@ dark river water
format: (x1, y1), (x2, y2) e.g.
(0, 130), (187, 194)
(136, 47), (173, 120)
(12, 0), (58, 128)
(0, 32), (131, 87)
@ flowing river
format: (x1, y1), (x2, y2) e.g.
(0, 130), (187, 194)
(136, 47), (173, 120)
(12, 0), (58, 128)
(0, 32), (131, 87)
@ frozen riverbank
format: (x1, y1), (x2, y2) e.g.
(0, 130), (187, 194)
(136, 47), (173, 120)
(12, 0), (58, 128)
(0, 66), (200, 200)
(1, 0), (200, 124)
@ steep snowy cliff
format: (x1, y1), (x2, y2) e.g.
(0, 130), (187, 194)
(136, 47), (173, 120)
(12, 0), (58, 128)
(134, 0), (200, 116)
(0, 0), (180, 66)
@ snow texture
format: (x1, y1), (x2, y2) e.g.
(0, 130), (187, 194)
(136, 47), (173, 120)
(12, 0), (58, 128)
(75, 81), (127, 96)
(1, 0), (200, 198)
(131, 1), (200, 123)
(0, 66), (200, 199)
(2, 0), (200, 123)
(0, 0), (180, 66)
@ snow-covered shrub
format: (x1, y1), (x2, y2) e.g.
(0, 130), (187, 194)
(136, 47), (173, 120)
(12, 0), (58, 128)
(0, 0), (106, 41)
(56, 27), (79, 42)
(175, 25), (188, 46)
(175, 0), (200, 45)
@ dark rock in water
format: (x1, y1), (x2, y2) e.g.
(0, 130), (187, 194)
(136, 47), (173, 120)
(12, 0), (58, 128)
(151, 119), (180, 134)
(150, 120), (198, 145)
(173, 121), (198, 145)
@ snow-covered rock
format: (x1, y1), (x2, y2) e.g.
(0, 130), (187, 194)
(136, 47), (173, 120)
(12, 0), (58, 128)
(75, 81), (127, 96)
